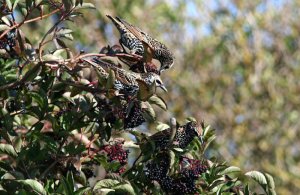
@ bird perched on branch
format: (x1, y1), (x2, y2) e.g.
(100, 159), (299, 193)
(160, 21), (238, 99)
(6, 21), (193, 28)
(82, 57), (167, 98)
(106, 15), (174, 74)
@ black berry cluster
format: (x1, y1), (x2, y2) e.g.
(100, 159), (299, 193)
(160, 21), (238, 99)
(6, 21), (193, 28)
(0, 19), (17, 59)
(123, 101), (145, 129)
(145, 153), (170, 181)
(144, 154), (207, 193)
(180, 157), (208, 179)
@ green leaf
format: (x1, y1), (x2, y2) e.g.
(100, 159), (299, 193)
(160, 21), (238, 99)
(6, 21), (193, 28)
(74, 170), (87, 186)
(5, 0), (12, 10)
(53, 48), (68, 58)
(17, 179), (46, 195)
(0, 25), (10, 31)
(12, 0), (20, 10)
(20, 7), (28, 16)
(264, 173), (276, 195)
(113, 183), (135, 195)
(1, 16), (11, 26)
(168, 150), (175, 172)
(56, 28), (73, 36)
(56, 28), (74, 41)
(245, 170), (267, 187)
(93, 179), (120, 190)
(244, 184), (250, 195)
(42, 54), (62, 62)
(220, 166), (241, 175)
(137, 79), (154, 101)
(0, 143), (17, 157)
(173, 148), (184, 152)
(141, 101), (156, 122)
(34, 0), (42, 6)
(74, 187), (92, 195)
(13, 136), (22, 153)
(156, 122), (169, 131)
(106, 69), (116, 89)
(148, 95), (168, 110)
(66, 172), (75, 192)
(74, 3), (96, 10)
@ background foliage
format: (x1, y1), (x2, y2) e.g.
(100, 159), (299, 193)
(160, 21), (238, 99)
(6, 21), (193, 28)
(0, 0), (298, 194)
(74, 1), (297, 194)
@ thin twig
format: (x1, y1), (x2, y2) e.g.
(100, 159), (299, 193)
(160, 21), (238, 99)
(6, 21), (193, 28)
(0, 8), (61, 39)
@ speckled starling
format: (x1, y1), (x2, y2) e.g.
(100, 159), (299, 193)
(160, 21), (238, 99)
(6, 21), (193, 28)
(148, 121), (201, 150)
(83, 57), (167, 96)
(107, 15), (175, 74)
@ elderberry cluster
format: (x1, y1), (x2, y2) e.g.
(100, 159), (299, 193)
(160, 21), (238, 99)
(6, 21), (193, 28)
(100, 140), (129, 174)
(179, 157), (208, 179)
(0, 19), (18, 59)
(145, 154), (208, 194)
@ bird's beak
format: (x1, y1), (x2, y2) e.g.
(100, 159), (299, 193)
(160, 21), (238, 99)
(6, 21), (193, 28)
(160, 85), (168, 92)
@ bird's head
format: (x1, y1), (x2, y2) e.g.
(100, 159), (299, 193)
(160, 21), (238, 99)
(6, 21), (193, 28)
(158, 49), (175, 73)
(143, 72), (168, 92)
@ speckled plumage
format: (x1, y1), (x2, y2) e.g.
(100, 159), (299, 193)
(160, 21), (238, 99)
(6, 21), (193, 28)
(107, 15), (175, 74)
(84, 57), (167, 96)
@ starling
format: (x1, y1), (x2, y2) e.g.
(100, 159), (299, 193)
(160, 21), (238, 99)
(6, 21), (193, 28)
(83, 57), (167, 96)
(107, 15), (175, 74)
(147, 121), (201, 150)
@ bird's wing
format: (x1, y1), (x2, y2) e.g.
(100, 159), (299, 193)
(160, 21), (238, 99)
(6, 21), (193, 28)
(116, 16), (155, 63)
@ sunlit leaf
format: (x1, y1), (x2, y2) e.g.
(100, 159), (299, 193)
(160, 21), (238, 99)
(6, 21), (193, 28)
(0, 144), (17, 157)
(17, 179), (46, 195)
(74, 3), (96, 10)
(245, 171), (267, 186)
(148, 95), (168, 110)
(220, 166), (241, 175)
